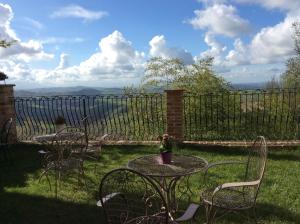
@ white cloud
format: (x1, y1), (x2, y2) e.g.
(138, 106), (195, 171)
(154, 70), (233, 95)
(221, 64), (285, 83)
(23, 17), (44, 30)
(149, 35), (194, 64)
(77, 31), (145, 79)
(197, 0), (227, 5)
(0, 3), (17, 40)
(200, 32), (227, 65)
(0, 60), (33, 81)
(40, 37), (85, 45)
(188, 4), (251, 37)
(189, 1), (300, 67)
(226, 14), (299, 65)
(226, 38), (249, 65)
(56, 53), (69, 70)
(51, 4), (108, 22)
(0, 40), (54, 62)
(0, 3), (53, 62)
(234, 0), (300, 12)
(2, 31), (145, 84)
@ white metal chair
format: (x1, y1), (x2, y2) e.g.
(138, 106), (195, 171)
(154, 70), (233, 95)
(201, 136), (268, 223)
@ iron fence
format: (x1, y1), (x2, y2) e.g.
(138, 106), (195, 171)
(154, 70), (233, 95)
(183, 89), (300, 140)
(14, 89), (300, 141)
(14, 94), (166, 141)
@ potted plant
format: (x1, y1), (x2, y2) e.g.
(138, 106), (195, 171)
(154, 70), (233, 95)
(158, 134), (174, 164)
(54, 116), (66, 132)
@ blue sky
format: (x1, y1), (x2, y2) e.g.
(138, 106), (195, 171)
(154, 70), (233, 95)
(0, 0), (299, 89)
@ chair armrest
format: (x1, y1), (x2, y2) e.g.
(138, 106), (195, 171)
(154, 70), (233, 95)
(212, 180), (260, 196)
(81, 116), (88, 123)
(97, 192), (121, 207)
(204, 161), (245, 183)
(99, 134), (109, 141)
(205, 160), (245, 171)
(92, 134), (109, 146)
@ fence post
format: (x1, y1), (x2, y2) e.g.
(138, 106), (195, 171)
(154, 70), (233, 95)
(0, 84), (17, 143)
(165, 89), (184, 141)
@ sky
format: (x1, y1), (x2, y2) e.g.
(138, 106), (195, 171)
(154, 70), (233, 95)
(0, 0), (300, 89)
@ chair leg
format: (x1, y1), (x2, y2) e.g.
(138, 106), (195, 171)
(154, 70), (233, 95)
(4, 148), (12, 165)
(252, 207), (258, 224)
(205, 204), (217, 224)
(39, 168), (52, 191)
(210, 207), (218, 224)
(55, 170), (60, 198)
(204, 204), (210, 223)
(80, 166), (88, 191)
(3, 148), (8, 163)
(245, 209), (251, 224)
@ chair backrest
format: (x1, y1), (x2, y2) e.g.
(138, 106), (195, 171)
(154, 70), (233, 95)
(99, 168), (169, 224)
(244, 136), (267, 199)
(53, 127), (87, 159)
(0, 118), (12, 144)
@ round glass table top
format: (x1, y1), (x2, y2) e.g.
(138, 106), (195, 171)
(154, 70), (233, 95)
(127, 154), (208, 177)
(33, 132), (84, 143)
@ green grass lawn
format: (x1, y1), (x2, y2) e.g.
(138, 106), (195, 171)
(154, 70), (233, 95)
(0, 143), (299, 224)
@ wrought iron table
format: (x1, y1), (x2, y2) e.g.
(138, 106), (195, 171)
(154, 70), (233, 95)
(127, 154), (208, 218)
(33, 132), (85, 143)
(33, 130), (86, 198)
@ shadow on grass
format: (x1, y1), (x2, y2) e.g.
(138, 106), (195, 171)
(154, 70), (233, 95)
(0, 191), (104, 224)
(0, 143), (42, 192)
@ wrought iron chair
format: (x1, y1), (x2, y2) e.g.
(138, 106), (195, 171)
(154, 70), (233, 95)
(39, 127), (87, 197)
(98, 168), (177, 224)
(0, 118), (13, 163)
(79, 115), (109, 162)
(201, 136), (267, 223)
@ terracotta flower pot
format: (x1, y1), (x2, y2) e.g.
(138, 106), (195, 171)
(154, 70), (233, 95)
(160, 151), (172, 164)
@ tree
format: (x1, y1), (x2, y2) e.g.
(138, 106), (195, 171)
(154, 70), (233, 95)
(143, 57), (184, 89)
(265, 76), (281, 90)
(281, 22), (300, 89)
(143, 56), (231, 94)
(176, 57), (231, 94)
(0, 39), (16, 48)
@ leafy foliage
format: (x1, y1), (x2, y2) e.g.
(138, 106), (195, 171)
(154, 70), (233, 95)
(265, 76), (281, 90)
(281, 22), (300, 89)
(0, 39), (16, 48)
(0, 39), (16, 81)
(143, 57), (184, 89)
(158, 134), (173, 153)
(143, 56), (231, 94)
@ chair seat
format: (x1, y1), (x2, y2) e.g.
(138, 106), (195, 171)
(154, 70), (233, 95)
(202, 188), (254, 210)
(175, 203), (200, 222)
(38, 150), (50, 154)
(47, 158), (83, 170)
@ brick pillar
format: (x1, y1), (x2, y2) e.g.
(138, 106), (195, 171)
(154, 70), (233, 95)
(165, 89), (184, 141)
(0, 84), (17, 143)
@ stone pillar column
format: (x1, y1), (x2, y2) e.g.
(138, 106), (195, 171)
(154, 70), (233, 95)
(165, 89), (184, 141)
(0, 84), (17, 143)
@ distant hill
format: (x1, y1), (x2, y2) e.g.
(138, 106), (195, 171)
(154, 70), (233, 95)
(15, 86), (124, 97)
(231, 82), (266, 90)
(15, 83), (268, 97)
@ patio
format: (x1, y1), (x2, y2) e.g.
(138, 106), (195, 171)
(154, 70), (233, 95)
(1, 143), (299, 224)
